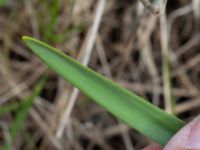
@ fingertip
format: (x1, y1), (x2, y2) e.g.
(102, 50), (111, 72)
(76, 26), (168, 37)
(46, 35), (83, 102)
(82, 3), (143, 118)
(142, 144), (163, 150)
(164, 115), (200, 150)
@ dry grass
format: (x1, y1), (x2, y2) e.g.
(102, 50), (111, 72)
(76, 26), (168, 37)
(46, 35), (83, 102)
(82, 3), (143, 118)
(0, 0), (200, 149)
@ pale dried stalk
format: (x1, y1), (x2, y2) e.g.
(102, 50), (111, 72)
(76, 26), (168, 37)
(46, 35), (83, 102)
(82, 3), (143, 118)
(192, 0), (200, 22)
(176, 98), (200, 114)
(137, 15), (160, 105)
(160, 9), (174, 114)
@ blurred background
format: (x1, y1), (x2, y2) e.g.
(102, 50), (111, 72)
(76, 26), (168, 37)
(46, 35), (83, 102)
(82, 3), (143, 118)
(0, 0), (200, 149)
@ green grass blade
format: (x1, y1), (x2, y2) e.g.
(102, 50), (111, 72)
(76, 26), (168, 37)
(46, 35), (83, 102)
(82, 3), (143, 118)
(3, 76), (46, 150)
(0, 102), (19, 117)
(22, 36), (185, 145)
(0, 0), (8, 6)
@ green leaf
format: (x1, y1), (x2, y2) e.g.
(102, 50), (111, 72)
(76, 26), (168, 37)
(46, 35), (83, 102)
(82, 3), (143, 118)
(22, 36), (185, 145)
(0, 102), (19, 117)
(3, 76), (47, 150)
(0, 0), (8, 6)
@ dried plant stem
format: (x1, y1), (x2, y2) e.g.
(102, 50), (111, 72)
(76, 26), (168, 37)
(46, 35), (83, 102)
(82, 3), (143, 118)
(160, 10), (175, 114)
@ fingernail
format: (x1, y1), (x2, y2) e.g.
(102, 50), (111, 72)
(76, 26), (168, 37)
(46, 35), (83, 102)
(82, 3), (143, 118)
(187, 116), (200, 148)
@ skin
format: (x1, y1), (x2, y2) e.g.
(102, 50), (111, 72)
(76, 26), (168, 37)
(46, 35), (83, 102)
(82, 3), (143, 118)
(143, 115), (200, 150)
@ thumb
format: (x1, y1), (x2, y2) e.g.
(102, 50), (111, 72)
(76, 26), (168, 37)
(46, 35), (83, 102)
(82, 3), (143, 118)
(164, 115), (200, 150)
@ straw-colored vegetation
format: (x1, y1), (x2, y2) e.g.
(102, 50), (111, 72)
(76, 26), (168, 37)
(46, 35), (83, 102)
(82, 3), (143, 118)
(0, 0), (200, 149)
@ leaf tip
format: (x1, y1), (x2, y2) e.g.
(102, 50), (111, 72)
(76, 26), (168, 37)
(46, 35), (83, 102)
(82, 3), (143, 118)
(22, 36), (38, 44)
(22, 36), (30, 41)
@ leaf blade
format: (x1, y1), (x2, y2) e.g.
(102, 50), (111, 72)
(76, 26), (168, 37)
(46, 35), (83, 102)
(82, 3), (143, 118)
(22, 36), (185, 145)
